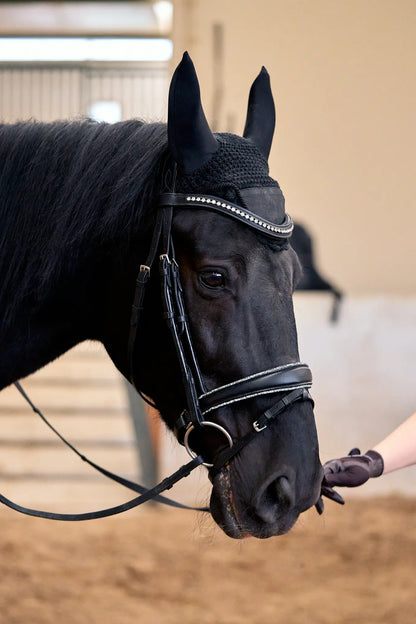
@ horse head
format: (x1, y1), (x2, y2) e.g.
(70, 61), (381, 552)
(110, 53), (323, 538)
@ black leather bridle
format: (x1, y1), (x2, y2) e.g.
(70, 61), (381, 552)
(128, 191), (314, 480)
(1, 189), (343, 522)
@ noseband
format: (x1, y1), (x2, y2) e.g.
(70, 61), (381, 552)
(128, 191), (314, 476)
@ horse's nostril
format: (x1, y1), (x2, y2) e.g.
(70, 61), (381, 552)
(275, 476), (295, 509)
(253, 475), (295, 525)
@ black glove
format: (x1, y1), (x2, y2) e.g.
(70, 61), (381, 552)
(323, 448), (384, 488)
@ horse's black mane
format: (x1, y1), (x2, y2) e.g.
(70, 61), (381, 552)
(0, 119), (169, 331)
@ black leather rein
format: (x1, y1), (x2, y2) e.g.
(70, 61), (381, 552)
(4, 381), (207, 520)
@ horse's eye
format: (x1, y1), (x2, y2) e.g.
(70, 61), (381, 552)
(199, 270), (225, 289)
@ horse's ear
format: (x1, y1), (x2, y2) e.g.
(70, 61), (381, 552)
(168, 52), (218, 174)
(243, 66), (275, 160)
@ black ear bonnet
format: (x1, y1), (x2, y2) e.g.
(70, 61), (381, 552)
(167, 52), (290, 240)
(174, 134), (286, 233)
(176, 133), (278, 196)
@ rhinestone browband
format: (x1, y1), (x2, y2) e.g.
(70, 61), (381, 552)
(159, 193), (294, 239)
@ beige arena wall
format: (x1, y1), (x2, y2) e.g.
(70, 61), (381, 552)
(171, 0), (416, 295)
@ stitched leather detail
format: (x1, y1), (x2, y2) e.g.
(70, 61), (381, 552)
(199, 363), (312, 414)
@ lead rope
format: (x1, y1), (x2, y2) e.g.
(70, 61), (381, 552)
(0, 381), (208, 520)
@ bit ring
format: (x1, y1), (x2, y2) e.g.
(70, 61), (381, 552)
(183, 421), (233, 467)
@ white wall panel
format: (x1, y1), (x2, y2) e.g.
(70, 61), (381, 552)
(0, 61), (168, 123)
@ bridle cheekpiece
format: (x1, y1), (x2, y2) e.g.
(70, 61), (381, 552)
(128, 188), (313, 476)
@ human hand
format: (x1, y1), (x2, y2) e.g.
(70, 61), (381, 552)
(323, 448), (384, 488)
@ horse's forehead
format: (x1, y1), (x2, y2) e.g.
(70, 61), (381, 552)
(174, 210), (251, 253)
(174, 210), (295, 272)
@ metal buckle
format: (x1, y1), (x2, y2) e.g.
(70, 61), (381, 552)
(253, 419), (267, 433)
(183, 421), (233, 468)
(136, 265), (151, 286)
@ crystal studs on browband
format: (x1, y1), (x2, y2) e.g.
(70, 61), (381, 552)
(159, 193), (294, 239)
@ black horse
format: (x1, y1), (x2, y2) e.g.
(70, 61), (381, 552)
(0, 53), (323, 539)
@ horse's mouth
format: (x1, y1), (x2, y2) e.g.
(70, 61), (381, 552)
(209, 466), (298, 540)
(209, 467), (246, 539)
